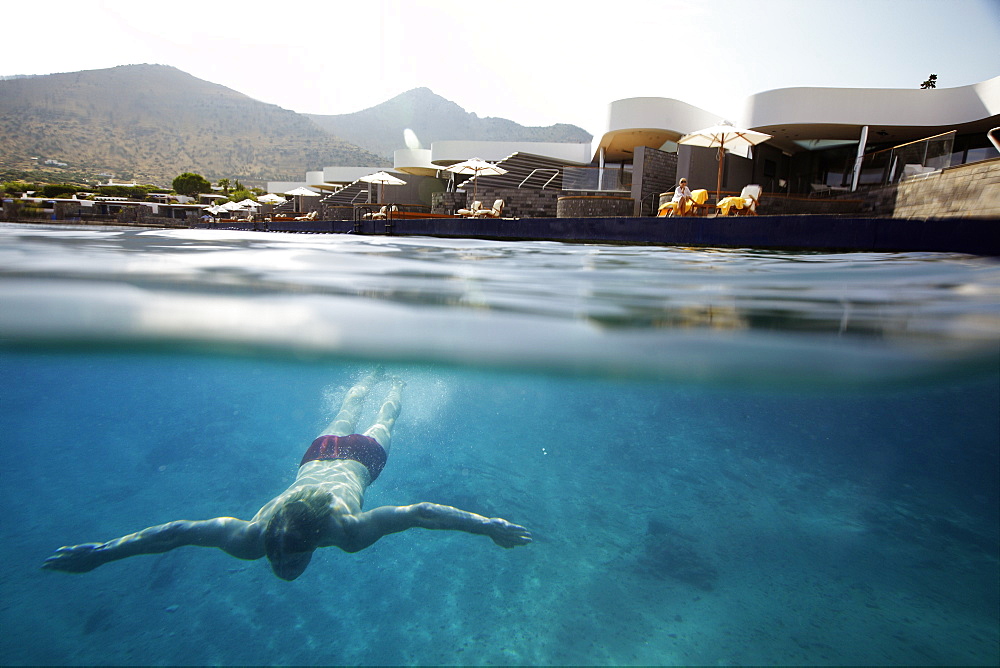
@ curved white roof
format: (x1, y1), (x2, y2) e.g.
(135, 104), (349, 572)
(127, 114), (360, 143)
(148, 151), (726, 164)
(742, 76), (1000, 146)
(597, 76), (1000, 158)
(393, 148), (438, 176)
(599, 97), (722, 161)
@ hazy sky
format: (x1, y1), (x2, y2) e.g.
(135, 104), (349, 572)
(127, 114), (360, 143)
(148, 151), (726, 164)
(4, 0), (998, 139)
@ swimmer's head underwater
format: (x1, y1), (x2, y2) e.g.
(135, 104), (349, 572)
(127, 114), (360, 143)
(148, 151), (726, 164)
(263, 488), (333, 580)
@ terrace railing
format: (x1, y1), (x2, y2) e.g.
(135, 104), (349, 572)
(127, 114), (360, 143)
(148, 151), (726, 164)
(854, 131), (956, 188)
(562, 166), (632, 192)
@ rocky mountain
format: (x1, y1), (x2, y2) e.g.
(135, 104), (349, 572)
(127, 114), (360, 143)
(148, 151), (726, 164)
(0, 65), (593, 187)
(307, 87), (593, 159)
(0, 64), (388, 186)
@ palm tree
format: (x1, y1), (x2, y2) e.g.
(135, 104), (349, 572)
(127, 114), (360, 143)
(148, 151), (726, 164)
(217, 178), (231, 195)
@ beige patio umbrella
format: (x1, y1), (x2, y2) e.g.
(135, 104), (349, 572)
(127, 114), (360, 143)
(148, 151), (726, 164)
(284, 186), (320, 214)
(359, 170), (407, 203)
(284, 187), (320, 196)
(678, 123), (772, 201)
(445, 158), (507, 202)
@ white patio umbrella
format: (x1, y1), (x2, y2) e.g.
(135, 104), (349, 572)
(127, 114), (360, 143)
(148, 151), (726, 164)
(677, 123), (772, 201)
(284, 187), (320, 197)
(236, 198), (259, 208)
(445, 158), (507, 201)
(359, 170), (407, 203)
(258, 193), (286, 204)
(284, 187), (320, 215)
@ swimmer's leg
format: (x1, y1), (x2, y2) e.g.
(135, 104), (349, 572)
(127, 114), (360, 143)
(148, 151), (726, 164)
(364, 378), (404, 454)
(319, 369), (380, 437)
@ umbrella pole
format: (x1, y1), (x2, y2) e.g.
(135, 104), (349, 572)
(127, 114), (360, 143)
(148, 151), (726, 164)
(716, 146), (725, 203)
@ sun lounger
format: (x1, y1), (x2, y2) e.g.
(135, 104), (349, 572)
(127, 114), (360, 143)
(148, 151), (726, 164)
(474, 199), (504, 218)
(457, 201), (483, 217)
(657, 189), (710, 217)
(716, 185), (762, 216)
(294, 211), (318, 221)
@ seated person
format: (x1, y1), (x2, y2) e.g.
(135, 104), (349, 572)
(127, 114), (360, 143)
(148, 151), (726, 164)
(671, 178), (694, 216)
(658, 179), (703, 217)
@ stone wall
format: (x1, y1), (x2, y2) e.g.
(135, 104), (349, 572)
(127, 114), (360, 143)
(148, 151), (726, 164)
(319, 204), (356, 220)
(754, 194), (864, 216)
(435, 187), (567, 218)
(115, 206), (192, 227)
(893, 157), (1000, 218)
(632, 147), (677, 215)
(557, 196), (635, 218)
(432, 192), (467, 215)
(833, 157), (1000, 218)
(2, 199), (21, 220)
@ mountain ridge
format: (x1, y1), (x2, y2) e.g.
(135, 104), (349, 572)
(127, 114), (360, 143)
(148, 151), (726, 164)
(307, 87), (592, 159)
(0, 65), (592, 186)
(0, 64), (387, 186)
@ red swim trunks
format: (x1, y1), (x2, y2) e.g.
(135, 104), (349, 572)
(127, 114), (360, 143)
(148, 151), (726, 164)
(299, 434), (387, 482)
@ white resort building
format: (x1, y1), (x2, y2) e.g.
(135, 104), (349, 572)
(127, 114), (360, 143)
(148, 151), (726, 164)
(270, 76), (1000, 220)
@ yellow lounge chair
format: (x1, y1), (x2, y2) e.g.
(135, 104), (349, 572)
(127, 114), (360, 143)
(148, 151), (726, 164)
(658, 189), (709, 217)
(717, 185), (762, 216)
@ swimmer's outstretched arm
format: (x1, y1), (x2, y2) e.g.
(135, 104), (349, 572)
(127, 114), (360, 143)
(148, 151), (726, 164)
(42, 517), (262, 573)
(344, 503), (531, 551)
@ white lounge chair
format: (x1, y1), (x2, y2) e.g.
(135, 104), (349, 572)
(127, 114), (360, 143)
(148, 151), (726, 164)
(474, 199), (504, 218)
(457, 201), (483, 217)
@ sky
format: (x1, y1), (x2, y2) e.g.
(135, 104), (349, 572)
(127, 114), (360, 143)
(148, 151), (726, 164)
(3, 0), (999, 140)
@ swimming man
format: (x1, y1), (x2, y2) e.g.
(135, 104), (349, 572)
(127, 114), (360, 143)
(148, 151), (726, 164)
(42, 371), (531, 580)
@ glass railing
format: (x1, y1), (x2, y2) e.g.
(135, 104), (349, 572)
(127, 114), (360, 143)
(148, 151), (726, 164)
(562, 167), (632, 192)
(854, 131), (956, 187)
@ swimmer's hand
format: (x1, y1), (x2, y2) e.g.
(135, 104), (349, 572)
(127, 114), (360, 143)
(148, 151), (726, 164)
(42, 543), (107, 573)
(486, 518), (532, 548)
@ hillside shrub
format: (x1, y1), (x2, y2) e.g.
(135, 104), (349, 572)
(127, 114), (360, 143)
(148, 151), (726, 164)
(97, 184), (155, 199)
(3, 181), (39, 195)
(41, 184), (80, 198)
(228, 189), (256, 204)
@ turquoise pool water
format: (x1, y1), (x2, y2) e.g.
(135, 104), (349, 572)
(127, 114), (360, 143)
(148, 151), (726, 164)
(1, 223), (998, 665)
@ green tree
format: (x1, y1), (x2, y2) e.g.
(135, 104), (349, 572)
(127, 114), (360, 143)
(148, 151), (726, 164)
(920, 74), (938, 89)
(217, 178), (231, 195)
(172, 172), (212, 197)
(98, 184), (155, 199)
(228, 189), (256, 204)
(41, 184), (79, 198)
(2, 181), (38, 195)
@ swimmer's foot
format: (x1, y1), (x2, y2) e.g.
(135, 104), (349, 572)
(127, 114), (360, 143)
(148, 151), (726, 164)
(358, 365), (384, 386)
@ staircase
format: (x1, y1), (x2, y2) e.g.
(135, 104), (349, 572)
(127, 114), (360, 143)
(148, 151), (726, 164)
(454, 153), (577, 192)
(320, 181), (372, 206)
